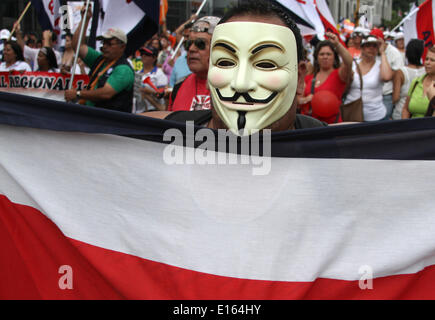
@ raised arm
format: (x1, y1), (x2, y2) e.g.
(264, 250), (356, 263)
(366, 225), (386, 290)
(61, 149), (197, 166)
(72, 4), (93, 60)
(174, 14), (197, 43)
(327, 32), (353, 84)
(379, 39), (394, 82)
(13, 22), (25, 51)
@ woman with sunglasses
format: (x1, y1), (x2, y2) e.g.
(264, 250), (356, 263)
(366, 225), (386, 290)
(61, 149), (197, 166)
(343, 36), (393, 121)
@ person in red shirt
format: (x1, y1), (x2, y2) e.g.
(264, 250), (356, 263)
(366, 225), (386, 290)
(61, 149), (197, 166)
(168, 16), (221, 112)
(299, 32), (353, 124)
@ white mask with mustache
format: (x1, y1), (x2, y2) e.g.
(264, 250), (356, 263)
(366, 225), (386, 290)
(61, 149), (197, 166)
(208, 21), (298, 135)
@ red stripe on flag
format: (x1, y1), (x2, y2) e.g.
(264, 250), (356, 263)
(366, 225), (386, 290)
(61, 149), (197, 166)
(417, 0), (435, 60)
(1, 194), (435, 300)
(316, 7), (346, 47)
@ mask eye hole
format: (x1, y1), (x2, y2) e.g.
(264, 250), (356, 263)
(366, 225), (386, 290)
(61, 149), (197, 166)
(217, 59), (236, 68)
(255, 61), (277, 70)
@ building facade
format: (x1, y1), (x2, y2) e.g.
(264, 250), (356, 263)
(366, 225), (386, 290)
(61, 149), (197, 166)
(0, 0), (41, 33)
(327, 0), (393, 27)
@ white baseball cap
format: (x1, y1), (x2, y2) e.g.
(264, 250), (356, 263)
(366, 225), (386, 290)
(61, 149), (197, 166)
(0, 29), (11, 40)
(395, 32), (404, 40)
(192, 16), (221, 35)
(361, 36), (379, 46)
(96, 28), (127, 44)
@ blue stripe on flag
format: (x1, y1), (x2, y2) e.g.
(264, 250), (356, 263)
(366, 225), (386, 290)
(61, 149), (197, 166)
(1, 91), (435, 160)
(30, 0), (54, 31)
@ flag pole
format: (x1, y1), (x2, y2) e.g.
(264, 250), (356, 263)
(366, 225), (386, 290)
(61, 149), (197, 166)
(69, 0), (91, 90)
(170, 0), (208, 60)
(354, 0), (360, 26)
(390, 6), (420, 33)
(8, 2), (32, 41)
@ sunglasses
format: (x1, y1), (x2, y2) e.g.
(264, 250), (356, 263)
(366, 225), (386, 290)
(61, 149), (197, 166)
(184, 38), (208, 51)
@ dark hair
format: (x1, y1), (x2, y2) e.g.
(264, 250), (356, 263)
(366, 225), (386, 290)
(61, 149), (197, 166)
(406, 39), (424, 66)
(51, 32), (58, 43)
(184, 22), (194, 30)
(4, 41), (25, 62)
(150, 37), (162, 51)
(26, 38), (36, 46)
(39, 46), (58, 70)
(65, 32), (73, 40)
(312, 40), (340, 74)
(218, 0), (303, 62)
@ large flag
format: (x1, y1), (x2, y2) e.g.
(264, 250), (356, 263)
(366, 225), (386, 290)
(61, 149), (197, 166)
(96, 0), (159, 57)
(30, 0), (62, 38)
(2, 92), (435, 299)
(404, 0), (435, 60)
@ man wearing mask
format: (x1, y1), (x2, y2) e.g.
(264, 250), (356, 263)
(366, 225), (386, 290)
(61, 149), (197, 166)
(143, 0), (326, 135)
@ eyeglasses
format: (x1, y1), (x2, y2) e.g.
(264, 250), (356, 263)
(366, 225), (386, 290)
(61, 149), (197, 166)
(103, 39), (122, 47)
(184, 38), (208, 51)
(362, 43), (378, 48)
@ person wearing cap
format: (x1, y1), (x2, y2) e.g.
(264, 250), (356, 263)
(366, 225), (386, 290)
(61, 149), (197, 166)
(370, 27), (404, 120)
(348, 27), (365, 59)
(167, 16), (221, 112)
(343, 35), (393, 122)
(394, 32), (406, 64)
(64, 5), (134, 113)
(0, 29), (11, 61)
(136, 46), (168, 113)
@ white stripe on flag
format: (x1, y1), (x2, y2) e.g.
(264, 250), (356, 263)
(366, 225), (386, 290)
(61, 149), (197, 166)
(1, 125), (435, 282)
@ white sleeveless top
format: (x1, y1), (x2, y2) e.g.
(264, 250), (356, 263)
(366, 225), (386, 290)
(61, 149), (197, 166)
(392, 66), (425, 120)
(344, 60), (386, 121)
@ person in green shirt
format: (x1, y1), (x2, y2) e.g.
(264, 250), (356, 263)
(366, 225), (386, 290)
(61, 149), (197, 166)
(64, 5), (134, 113)
(402, 46), (435, 119)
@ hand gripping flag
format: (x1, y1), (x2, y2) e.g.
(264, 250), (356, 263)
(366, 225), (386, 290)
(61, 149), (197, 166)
(2, 92), (435, 299)
(96, 0), (159, 57)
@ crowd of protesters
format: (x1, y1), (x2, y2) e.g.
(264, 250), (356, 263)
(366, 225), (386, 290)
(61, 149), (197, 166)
(1, 5), (435, 123)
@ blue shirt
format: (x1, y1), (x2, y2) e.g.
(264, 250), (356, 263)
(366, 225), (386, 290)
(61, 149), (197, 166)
(169, 52), (191, 88)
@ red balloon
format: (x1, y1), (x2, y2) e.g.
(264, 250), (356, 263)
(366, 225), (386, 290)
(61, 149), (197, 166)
(311, 90), (341, 118)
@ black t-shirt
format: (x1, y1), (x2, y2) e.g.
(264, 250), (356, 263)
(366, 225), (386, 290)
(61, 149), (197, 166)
(165, 110), (328, 129)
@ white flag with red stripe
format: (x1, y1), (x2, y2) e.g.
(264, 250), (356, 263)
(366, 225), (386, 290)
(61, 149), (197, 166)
(2, 92), (435, 299)
(276, 0), (342, 43)
(404, 0), (435, 59)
